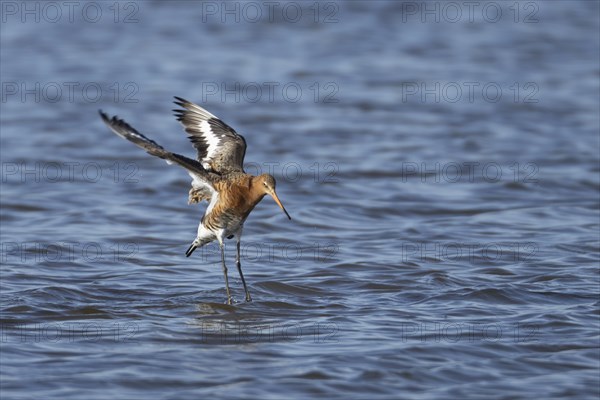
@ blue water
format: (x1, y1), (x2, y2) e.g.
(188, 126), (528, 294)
(1, 1), (599, 399)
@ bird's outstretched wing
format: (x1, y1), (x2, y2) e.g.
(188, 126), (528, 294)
(173, 97), (247, 174)
(99, 111), (217, 192)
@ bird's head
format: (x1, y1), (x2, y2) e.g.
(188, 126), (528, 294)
(257, 174), (291, 220)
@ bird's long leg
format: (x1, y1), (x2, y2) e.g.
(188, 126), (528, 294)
(220, 243), (232, 305)
(236, 239), (252, 302)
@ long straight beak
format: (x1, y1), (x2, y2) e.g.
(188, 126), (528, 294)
(270, 191), (291, 220)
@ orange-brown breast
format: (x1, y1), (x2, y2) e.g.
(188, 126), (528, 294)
(202, 175), (265, 230)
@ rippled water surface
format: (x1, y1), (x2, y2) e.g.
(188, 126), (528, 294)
(1, 1), (599, 399)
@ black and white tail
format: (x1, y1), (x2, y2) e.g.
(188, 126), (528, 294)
(185, 237), (213, 257)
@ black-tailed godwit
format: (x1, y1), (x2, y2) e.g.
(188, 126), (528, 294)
(100, 97), (291, 304)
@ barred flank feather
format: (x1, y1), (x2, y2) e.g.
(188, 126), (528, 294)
(188, 187), (212, 204)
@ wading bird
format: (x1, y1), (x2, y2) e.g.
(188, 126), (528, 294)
(100, 97), (291, 304)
